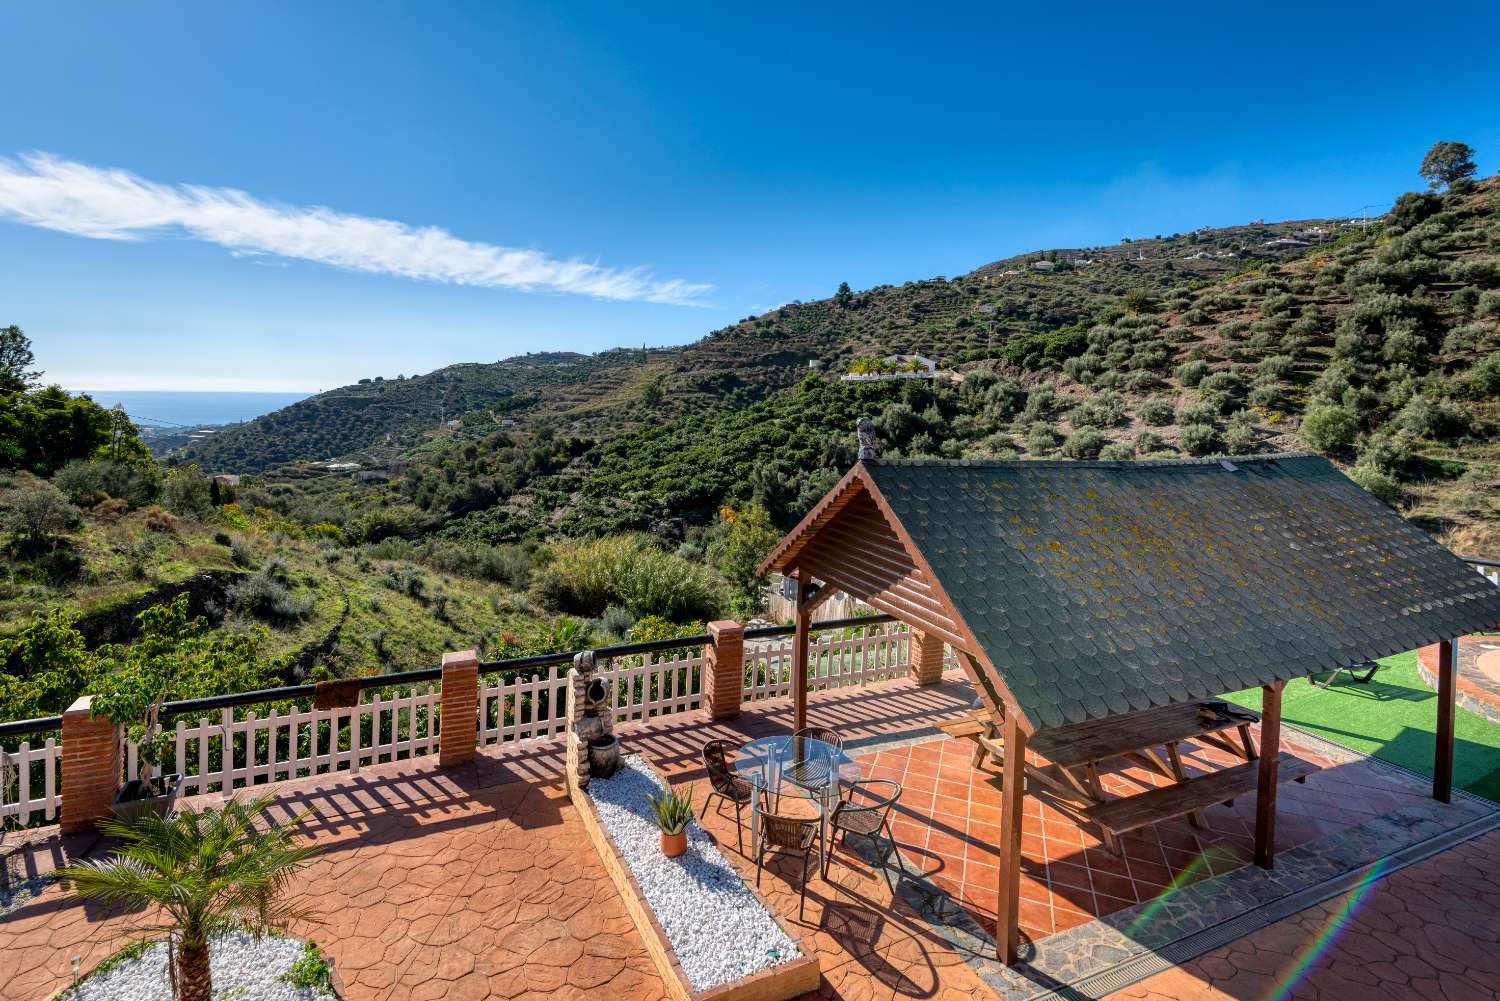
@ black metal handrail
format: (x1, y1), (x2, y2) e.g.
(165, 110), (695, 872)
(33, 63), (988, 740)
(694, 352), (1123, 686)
(0, 715), (62, 740)
(0, 613), (903, 739)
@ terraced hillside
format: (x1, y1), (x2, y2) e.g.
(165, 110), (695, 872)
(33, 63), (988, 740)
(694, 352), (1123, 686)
(182, 217), (1340, 472)
(436, 179), (1499, 552)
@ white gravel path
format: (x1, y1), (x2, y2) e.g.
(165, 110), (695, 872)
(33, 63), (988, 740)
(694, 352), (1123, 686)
(589, 757), (799, 992)
(60, 931), (336, 1001)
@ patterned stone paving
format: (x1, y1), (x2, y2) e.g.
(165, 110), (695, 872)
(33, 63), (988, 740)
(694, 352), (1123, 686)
(1107, 826), (1500, 1001)
(865, 727), (1499, 1000)
(856, 724), (1468, 939)
(3, 669), (1499, 1001)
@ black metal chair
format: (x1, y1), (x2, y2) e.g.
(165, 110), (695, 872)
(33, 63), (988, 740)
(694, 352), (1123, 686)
(755, 810), (823, 920)
(700, 739), (755, 853)
(786, 726), (843, 797)
(793, 725), (843, 750)
(824, 778), (905, 888)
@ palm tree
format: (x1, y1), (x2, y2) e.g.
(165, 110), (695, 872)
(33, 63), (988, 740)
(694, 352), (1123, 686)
(59, 794), (321, 1001)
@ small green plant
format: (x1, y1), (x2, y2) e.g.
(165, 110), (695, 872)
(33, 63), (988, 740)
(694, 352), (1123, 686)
(59, 794), (320, 1001)
(646, 788), (694, 835)
(281, 939), (334, 992)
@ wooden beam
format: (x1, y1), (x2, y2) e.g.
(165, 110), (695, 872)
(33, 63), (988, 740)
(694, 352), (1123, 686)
(1435, 639), (1456, 803)
(793, 603), (811, 731)
(1253, 680), (1284, 869)
(997, 711), (1026, 966)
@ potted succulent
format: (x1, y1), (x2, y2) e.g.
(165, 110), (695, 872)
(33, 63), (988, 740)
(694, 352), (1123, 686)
(647, 788), (694, 858)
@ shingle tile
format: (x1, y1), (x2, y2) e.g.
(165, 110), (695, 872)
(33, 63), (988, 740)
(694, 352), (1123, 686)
(859, 454), (1500, 732)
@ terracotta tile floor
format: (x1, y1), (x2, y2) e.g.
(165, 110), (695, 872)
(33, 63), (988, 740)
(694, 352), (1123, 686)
(853, 729), (1438, 946)
(0, 670), (1493, 1001)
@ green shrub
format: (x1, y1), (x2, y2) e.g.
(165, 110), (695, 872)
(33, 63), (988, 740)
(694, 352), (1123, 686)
(1069, 390), (1125, 429)
(1469, 352), (1500, 397)
(1247, 384), (1283, 409)
(1175, 360), (1209, 388)
(1444, 322), (1496, 353)
(1178, 399), (1220, 426)
(1179, 423), (1220, 457)
(162, 464), (214, 520)
(1222, 415), (1257, 455)
(1026, 422), (1058, 456)
(1256, 355), (1295, 381)
(1000, 322), (1090, 370)
(55, 459), (159, 509)
(227, 570), (313, 626)
(1099, 442), (1135, 460)
(1357, 434), (1413, 476)
(1061, 429), (1105, 459)
(1348, 464), (1403, 506)
(282, 940), (335, 993)
(1138, 399), (1175, 426)
(1299, 404), (1359, 453)
(1394, 396), (1470, 441)
(1198, 372), (1245, 398)
(534, 535), (725, 621)
(1021, 383), (1056, 422)
(1134, 431), (1168, 454)
(1476, 290), (1500, 319)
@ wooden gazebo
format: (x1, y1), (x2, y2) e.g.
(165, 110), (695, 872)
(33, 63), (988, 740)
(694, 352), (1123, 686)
(758, 449), (1500, 964)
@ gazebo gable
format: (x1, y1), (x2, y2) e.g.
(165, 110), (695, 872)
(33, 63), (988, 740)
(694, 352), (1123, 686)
(759, 465), (1031, 731)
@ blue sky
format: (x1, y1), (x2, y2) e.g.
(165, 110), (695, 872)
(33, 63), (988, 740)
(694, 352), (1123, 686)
(2, 3), (1498, 392)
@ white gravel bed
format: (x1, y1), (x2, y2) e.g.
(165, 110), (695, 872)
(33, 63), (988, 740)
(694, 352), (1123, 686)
(60, 930), (335, 1001)
(589, 757), (800, 992)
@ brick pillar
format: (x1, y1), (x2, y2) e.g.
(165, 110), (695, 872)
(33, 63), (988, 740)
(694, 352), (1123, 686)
(439, 649), (479, 767)
(703, 620), (745, 720)
(60, 696), (122, 835)
(909, 629), (945, 686)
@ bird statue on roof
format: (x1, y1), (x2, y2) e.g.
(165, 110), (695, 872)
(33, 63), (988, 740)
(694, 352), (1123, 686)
(857, 417), (878, 461)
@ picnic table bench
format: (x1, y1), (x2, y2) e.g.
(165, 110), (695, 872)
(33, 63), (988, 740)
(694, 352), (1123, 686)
(1082, 752), (1318, 844)
(938, 700), (1318, 853)
(938, 701), (1259, 801)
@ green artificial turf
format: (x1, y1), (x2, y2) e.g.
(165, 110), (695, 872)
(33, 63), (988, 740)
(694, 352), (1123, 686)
(1224, 650), (1500, 804)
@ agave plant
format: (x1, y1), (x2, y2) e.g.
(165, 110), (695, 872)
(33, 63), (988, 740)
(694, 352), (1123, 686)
(59, 794), (321, 1001)
(646, 787), (694, 835)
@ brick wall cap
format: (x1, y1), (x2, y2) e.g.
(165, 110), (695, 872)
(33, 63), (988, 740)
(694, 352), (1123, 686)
(708, 620), (744, 639)
(63, 695), (100, 718)
(441, 649), (480, 668)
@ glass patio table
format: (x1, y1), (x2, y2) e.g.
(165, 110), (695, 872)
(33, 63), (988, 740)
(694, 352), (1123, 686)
(733, 734), (860, 858)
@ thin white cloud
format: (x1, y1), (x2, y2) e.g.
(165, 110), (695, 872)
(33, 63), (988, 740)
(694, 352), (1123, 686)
(0, 153), (712, 305)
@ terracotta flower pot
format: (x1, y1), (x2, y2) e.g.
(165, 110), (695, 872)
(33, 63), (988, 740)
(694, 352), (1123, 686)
(660, 830), (687, 857)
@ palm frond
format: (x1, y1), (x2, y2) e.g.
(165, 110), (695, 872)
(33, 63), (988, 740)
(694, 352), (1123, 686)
(61, 792), (323, 957)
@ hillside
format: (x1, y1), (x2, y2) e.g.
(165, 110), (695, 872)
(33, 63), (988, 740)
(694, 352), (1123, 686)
(179, 351), (643, 471)
(181, 217), (1339, 473)
(6, 172), (1497, 711)
(430, 179), (1499, 551)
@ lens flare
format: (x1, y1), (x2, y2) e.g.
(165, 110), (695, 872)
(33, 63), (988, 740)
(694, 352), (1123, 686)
(1264, 858), (1390, 1001)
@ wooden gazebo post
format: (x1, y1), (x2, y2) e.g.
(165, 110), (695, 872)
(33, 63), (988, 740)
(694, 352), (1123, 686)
(788, 571), (834, 733)
(1434, 638), (1456, 803)
(997, 711), (1027, 965)
(793, 601), (811, 731)
(1253, 681), (1284, 868)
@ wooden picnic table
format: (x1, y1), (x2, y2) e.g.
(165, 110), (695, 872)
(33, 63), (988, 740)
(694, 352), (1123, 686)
(936, 700), (1316, 854)
(938, 702), (1255, 807)
(939, 701), (1257, 797)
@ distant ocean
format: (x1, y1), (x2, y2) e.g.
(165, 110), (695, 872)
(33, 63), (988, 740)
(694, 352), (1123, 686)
(73, 390), (312, 429)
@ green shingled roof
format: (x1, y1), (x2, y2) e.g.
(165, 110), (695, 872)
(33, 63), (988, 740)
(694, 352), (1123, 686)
(861, 454), (1500, 732)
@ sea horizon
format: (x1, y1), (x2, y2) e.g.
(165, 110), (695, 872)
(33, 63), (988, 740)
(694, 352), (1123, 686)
(71, 389), (312, 429)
